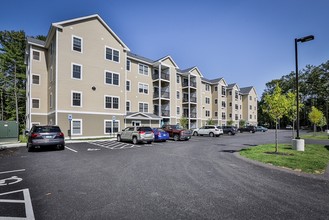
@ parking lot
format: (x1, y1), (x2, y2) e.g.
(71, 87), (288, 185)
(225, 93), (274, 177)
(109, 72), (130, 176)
(1, 130), (329, 219)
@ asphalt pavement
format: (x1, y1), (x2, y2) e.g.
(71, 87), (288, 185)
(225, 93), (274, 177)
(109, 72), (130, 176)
(1, 130), (329, 219)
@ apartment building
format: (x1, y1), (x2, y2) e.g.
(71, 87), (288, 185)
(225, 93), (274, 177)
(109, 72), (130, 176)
(25, 14), (258, 138)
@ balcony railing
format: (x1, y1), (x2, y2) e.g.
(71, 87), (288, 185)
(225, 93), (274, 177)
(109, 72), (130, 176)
(183, 97), (197, 103)
(153, 91), (170, 99)
(183, 113), (197, 118)
(153, 72), (170, 81)
(161, 110), (170, 117)
(182, 81), (197, 88)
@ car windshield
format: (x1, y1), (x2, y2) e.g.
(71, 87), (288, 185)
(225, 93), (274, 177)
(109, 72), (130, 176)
(138, 127), (152, 132)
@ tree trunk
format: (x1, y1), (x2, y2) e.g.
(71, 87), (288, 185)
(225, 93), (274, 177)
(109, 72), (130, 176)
(275, 119), (279, 153)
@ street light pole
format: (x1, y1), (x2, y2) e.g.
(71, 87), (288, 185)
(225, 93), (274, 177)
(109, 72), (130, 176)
(294, 35), (314, 139)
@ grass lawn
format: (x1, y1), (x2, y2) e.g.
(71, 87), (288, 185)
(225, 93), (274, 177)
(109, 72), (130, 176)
(239, 144), (329, 174)
(301, 132), (329, 140)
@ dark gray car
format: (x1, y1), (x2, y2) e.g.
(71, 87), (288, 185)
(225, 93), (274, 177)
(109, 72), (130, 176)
(27, 125), (65, 151)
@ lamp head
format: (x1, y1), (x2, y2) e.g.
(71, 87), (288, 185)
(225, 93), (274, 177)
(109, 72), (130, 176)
(297, 35), (315, 43)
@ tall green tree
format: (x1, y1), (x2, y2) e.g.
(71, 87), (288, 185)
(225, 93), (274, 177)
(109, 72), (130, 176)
(263, 84), (288, 152)
(0, 30), (26, 131)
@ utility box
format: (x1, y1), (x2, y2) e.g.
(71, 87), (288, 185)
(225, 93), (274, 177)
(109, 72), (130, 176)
(0, 121), (19, 139)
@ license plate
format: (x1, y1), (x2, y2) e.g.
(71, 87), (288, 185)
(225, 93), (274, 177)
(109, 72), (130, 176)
(45, 135), (53, 139)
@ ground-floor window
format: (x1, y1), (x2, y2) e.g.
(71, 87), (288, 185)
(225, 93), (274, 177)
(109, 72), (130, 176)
(104, 120), (119, 134)
(72, 119), (82, 135)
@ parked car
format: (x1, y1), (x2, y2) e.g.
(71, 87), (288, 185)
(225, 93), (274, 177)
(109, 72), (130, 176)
(162, 124), (192, 141)
(238, 126), (256, 133)
(286, 125), (293, 129)
(152, 128), (169, 142)
(117, 126), (154, 144)
(26, 125), (65, 152)
(222, 126), (238, 135)
(256, 126), (268, 132)
(192, 125), (223, 137)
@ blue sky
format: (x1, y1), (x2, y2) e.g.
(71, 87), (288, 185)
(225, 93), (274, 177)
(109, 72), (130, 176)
(1, 0), (328, 97)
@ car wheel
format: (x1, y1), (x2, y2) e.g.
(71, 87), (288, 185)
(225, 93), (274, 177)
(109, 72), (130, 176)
(117, 135), (121, 142)
(147, 141), (152, 144)
(132, 136), (138, 145)
(228, 131), (232, 135)
(209, 132), (214, 137)
(173, 134), (179, 141)
(59, 145), (65, 150)
(239, 130), (243, 133)
(193, 131), (198, 136)
(27, 145), (33, 152)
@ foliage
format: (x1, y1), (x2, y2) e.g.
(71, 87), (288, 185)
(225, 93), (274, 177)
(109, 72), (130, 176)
(0, 30), (26, 131)
(259, 60), (329, 129)
(308, 106), (325, 134)
(227, 120), (234, 126)
(206, 118), (215, 125)
(263, 84), (289, 152)
(239, 144), (329, 174)
(179, 117), (188, 129)
(239, 119), (246, 127)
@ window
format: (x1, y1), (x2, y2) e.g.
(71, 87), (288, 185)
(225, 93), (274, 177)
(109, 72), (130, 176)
(126, 60), (131, 71)
(250, 96), (252, 100)
(229, 113), (232, 118)
(229, 102), (232, 107)
(215, 99), (218, 104)
(72, 36), (82, 52)
(49, 93), (53, 109)
(235, 114), (239, 120)
(235, 92), (239, 99)
(105, 96), (119, 109)
(222, 112), (226, 119)
(205, 110), (210, 117)
(105, 120), (119, 134)
(126, 80), (131, 91)
(222, 101), (226, 108)
(126, 101), (131, 112)
(176, 74), (180, 83)
(222, 86), (226, 95)
(205, 84), (210, 91)
(229, 91), (232, 96)
(32, 99), (39, 108)
(72, 64), (82, 79)
(32, 50), (40, 60)
(72, 119), (82, 135)
(32, 75), (40, 84)
(250, 114), (252, 119)
(105, 47), (120, 62)
(177, 91), (180, 99)
(215, 86), (218, 91)
(205, 97), (210, 104)
(235, 104), (238, 110)
(105, 71), (119, 86)
(72, 92), (82, 107)
(138, 64), (149, 75)
(250, 105), (252, 110)
(215, 112), (218, 117)
(177, 107), (180, 115)
(138, 83), (149, 94)
(139, 102), (148, 113)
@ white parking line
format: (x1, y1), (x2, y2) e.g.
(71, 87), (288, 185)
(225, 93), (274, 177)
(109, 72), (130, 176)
(0, 169), (25, 175)
(65, 146), (78, 153)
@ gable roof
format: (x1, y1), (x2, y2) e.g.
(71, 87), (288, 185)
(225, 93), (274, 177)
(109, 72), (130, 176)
(125, 112), (162, 120)
(227, 83), (240, 90)
(240, 86), (257, 96)
(156, 55), (179, 68)
(46, 14), (130, 51)
(179, 66), (203, 77)
(26, 37), (46, 47)
(127, 51), (155, 64)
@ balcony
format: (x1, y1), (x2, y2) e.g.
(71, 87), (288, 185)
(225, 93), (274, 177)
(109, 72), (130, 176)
(183, 113), (197, 118)
(182, 81), (197, 88)
(161, 110), (170, 117)
(183, 96), (197, 103)
(153, 90), (170, 99)
(153, 71), (170, 81)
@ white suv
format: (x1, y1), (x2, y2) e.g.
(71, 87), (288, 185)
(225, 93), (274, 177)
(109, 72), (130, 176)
(192, 125), (223, 137)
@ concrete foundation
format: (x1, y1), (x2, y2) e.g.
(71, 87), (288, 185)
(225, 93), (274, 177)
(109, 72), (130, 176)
(292, 139), (305, 151)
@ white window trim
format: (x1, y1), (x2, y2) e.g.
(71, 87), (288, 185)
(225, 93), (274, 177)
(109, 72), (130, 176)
(32, 50), (41, 61)
(138, 63), (149, 76)
(138, 102), (149, 113)
(49, 93), (53, 109)
(104, 70), (120, 86)
(104, 95), (120, 110)
(126, 100), (131, 112)
(126, 60), (131, 72)
(71, 63), (83, 80)
(138, 83), (149, 94)
(32, 74), (41, 85)
(71, 119), (82, 135)
(71, 91), (82, 107)
(32, 98), (40, 109)
(105, 46), (120, 63)
(104, 120), (120, 134)
(126, 80), (131, 92)
(72, 35), (83, 53)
